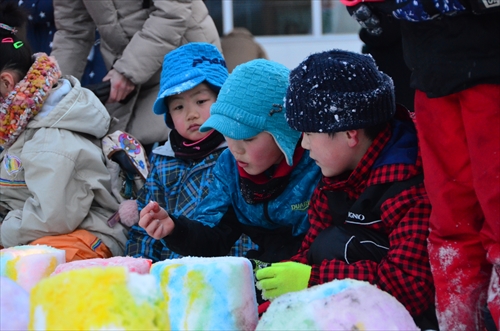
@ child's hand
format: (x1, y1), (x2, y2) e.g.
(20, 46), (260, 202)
(255, 262), (311, 300)
(138, 201), (174, 239)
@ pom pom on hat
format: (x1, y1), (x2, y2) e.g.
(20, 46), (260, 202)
(200, 59), (301, 166)
(153, 42), (228, 129)
(286, 49), (395, 133)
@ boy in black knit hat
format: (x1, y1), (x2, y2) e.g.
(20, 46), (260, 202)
(255, 49), (437, 329)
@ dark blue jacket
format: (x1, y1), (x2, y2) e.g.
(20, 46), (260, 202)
(400, 12), (500, 97)
(164, 147), (322, 262)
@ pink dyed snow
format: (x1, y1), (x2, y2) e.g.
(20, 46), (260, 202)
(52, 256), (152, 275)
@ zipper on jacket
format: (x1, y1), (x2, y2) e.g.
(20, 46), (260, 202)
(263, 201), (279, 225)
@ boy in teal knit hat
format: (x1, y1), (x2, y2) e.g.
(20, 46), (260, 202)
(125, 42), (256, 261)
(138, 59), (322, 265)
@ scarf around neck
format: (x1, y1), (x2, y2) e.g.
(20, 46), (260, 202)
(238, 142), (305, 204)
(169, 128), (225, 160)
(0, 53), (61, 148)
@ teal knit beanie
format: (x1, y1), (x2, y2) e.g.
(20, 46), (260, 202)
(200, 59), (301, 166)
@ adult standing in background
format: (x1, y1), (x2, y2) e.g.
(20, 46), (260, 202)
(349, 2), (500, 330)
(17, 0), (107, 86)
(220, 27), (268, 73)
(358, 18), (414, 112)
(50, 0), (221, 151)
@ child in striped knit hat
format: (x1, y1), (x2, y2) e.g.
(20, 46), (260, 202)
(0, 2), (126, 260)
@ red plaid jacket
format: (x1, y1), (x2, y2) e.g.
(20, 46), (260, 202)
(290, 122), (434, 316)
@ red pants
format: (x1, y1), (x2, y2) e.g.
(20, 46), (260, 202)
(415, 85), (500, 331)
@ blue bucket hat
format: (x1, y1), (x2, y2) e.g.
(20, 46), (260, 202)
(200, 59), (301, 166)
(153, 42), (228, 128)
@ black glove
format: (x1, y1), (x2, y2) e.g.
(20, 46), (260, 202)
(85, 80), (138, 105)
(347, 4), (383, 36)
(85, 81), (111, 104)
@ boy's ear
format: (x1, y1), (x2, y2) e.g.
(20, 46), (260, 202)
(345, 130), (361, 147)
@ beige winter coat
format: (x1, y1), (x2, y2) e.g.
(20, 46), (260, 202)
(0, 77), (127, 256)
(51, 0), (221, 145)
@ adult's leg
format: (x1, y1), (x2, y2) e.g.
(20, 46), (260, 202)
(487, 265), (500, 330)
(461, 84), (500, 328)
(415, 90), (491, 331)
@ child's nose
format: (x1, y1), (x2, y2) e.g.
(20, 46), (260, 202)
(301, 136), (310, 150)
(231, 145), (244, 156)
(227, 140), (244, 156)
(186, 108), (199, 120)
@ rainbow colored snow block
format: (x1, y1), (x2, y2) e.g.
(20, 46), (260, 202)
(0, 245), (65, 291)
(151, 256), (259, 331)
(29, 266), (168, 330)
(257, 278), (419, 331)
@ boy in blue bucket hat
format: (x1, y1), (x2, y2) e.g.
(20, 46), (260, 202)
(138, 59), (322, 265)
(125, 42), (256, 262)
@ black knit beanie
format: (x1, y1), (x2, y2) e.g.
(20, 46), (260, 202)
(286, 49), (395, 133)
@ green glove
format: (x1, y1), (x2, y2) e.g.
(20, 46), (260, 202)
(255, 261), (311, 300)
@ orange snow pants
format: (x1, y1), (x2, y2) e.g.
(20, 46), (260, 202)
(30, 229), (112, 262)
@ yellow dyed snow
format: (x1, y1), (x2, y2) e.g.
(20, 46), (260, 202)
(158, 264), (172, 305)
(353, 322), (366, 330)
(40, 257), (58, 278)
(29, 267), (168, 330)
(4, 257), (19, 281)
(184, 270), (212, 330)
(158, 266), (213, 331)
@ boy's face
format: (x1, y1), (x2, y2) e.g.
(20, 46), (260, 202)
(226, 132), (284, 175)
(167, 83), (217, 141)
(302, 131), (362, 177)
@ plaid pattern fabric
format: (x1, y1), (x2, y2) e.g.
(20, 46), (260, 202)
(290, 122), (433, 316)
(126, 148), (257, 261)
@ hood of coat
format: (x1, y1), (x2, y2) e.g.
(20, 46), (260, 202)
(27, 75), (111, 139)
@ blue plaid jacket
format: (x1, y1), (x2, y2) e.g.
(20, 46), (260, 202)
(125, 140), (257, 262)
